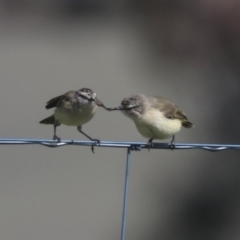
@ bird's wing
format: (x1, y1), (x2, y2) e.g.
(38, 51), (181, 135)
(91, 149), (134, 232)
(151, 97), (188, 121)
(45, 91), (75, 109)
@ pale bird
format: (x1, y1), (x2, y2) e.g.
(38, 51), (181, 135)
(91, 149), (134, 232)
(113, 94), (193, 147)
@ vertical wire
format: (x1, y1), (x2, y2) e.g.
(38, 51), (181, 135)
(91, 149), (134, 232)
(120, 147), (131, 240)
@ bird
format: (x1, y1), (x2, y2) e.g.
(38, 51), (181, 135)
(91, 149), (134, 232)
(40, 88), (111, 152)
(112, 94), (193, 148)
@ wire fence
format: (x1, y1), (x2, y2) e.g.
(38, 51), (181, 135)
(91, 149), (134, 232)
(1, 138), (240, 240)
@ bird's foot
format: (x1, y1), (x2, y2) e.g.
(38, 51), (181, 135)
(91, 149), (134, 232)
(170, 137), (175, 150)
(91, 139), (100, 153)
(147, 139), (154, 151)
(53, 135), (61, 142)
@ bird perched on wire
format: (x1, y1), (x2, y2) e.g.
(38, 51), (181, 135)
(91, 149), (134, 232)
(40, 88), (111, 152)
(112, 94), (193, 149)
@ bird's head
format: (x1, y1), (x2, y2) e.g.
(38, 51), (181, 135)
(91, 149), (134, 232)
(78, 88), (97, 102)
(112, 95), (144, 118)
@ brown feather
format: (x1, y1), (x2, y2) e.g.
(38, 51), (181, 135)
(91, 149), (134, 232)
(182, 120), (193, 128)
(39, 115), (55, 124)
(150, 96), (193, 128)
(45, 91), (75, 109)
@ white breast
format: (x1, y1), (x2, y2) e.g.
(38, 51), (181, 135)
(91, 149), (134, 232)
(134, 108), (182, 140)
(54, 104), (97, 126)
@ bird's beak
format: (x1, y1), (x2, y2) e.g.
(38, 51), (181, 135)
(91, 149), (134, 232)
(112, 106), (123, 111)
(112, 105), (138, 110)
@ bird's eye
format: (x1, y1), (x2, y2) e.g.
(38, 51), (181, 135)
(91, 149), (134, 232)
(122, 100), (129, 106)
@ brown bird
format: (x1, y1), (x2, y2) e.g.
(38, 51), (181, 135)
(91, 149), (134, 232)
(40, 88), (111, 152)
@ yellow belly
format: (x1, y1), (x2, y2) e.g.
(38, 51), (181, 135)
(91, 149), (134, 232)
(54, 106), (97, 126)
(134, 108), (182, 139)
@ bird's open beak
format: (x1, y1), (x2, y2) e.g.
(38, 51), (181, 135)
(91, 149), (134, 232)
(112, 105), (138, 110)
(112, 106), (123, 111)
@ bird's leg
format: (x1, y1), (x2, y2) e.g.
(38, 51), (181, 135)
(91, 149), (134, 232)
(53, 122), (61, 142)
(77, 126), (100, 153)
(170, 135), (175, 150)
(147, 138), (154, 151)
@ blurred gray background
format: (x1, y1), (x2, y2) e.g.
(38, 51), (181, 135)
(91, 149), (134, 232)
(0, 1), (240, 239)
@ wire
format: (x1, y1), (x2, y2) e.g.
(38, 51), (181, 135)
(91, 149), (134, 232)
(0, 138), (240, 152)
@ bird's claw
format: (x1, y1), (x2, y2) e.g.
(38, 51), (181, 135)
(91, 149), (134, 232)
(170, 136), (175, 150)
(91, 139), (100, 153)
(53, 135), (61, 142)
(170, 141), (175, 150)
(147, 139), (154, 151)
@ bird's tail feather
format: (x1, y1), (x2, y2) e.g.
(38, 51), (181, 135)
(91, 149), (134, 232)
(182, 120), (193, 128)
(39, 115), (55, 124)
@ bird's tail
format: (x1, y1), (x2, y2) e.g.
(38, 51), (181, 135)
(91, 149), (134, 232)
(39, 115), (55, 124)
(182, 120), (193, 128)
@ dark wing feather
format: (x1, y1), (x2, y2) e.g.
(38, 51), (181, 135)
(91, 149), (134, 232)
(45, 91), (75, 109)
(150, 97), (177, 118)
(151, 97), (193, 128)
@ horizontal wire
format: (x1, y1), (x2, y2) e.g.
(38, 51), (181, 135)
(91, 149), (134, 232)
(0, 138), (240, 152)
